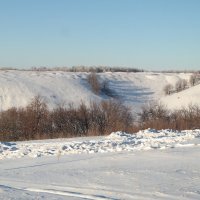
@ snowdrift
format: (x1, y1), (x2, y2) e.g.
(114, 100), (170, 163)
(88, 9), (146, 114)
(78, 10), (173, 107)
(1, 129), (200, 160)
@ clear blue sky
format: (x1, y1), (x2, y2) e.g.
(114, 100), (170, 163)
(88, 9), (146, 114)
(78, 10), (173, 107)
(0, 0), (199, 70)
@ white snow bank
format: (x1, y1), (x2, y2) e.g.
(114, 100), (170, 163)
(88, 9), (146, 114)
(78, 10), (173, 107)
(1, 129), (200, 160)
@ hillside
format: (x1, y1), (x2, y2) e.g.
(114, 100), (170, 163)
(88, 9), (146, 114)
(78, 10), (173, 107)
(0, 70), (193, 111)
(161, 83), (200, 109)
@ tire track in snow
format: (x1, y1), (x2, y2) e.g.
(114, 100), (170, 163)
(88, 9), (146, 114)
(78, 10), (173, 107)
(0, 180), (122, 200)
(24, 187), (119, 200)
(0, 176), (194, 200)
(0, 184), (186, 200)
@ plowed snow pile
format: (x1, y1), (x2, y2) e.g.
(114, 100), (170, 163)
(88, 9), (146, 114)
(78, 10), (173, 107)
(1, 129), (200, 160)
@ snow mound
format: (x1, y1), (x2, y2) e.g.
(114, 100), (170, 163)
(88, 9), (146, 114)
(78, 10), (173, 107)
(1, 129), (200, 160)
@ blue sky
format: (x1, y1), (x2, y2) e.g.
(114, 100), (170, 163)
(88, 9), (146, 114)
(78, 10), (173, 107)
(0, 0), (199, 70)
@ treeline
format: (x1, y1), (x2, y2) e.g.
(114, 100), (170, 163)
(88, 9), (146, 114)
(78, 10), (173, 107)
(1, 67), (200, 74)
(0, 96), (133, 141)
(154, 70), (200, 73)
(30, 66), (144, 73)
(164, 73), (200, 95)
(138, 103), (200, 130)
(0, 66), (143, 73)
(1, 96), (200, 141)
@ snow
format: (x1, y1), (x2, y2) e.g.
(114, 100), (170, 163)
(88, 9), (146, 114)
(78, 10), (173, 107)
(0, 129), (200, 160)
(161, 83), (200, 109)
(1, 70), (200, 199)
(0, 129), (200, 199)
(0, 70), (193, 112)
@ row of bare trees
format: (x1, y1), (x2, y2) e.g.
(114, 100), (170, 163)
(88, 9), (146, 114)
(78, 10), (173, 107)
(164, 73), (200, 95)
(164, 79), (188, 95)
(138, 102), (200, 130)
(0, 96), (133, 141)
(1, 96), (200, 141)
(30, 66), (144, 73)
(189, 73), (200, 86)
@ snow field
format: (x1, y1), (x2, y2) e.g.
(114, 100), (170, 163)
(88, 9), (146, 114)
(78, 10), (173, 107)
(0, 144), (200, 200)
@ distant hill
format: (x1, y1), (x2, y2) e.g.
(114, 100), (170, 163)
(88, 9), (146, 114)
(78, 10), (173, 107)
(0, 70), (193, 111)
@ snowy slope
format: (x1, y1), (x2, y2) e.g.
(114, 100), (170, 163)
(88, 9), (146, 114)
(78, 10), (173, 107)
(161, 83), (200, 110)
(0, 70), (101, 110)
(0, 130), (200, 199)
(0, 70), (192, 111)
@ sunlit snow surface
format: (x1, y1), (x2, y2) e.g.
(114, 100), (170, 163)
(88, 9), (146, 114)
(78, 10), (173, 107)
(0, 129), (200, 199)
(0, 129), (200, 159)
(0, 70), (195, 111)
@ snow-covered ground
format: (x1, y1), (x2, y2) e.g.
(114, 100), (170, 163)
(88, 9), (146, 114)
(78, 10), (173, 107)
(1, 71), (200, 199)
(0, 129), (200, 199)
(161, 83), (200, 109)
(1, 129), (200, 160)
(0, 70), (193, 111)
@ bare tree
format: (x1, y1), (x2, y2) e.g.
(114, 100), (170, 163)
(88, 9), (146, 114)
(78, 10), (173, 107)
(87, 72), (101, 95)
(189, 74), (198, 86)
(25, 95), (50, 139)
(175, 79), (188, 92)
(181, 79), (187, 90)
(163, 84), (173, 95)
(175, 80), (182, 92)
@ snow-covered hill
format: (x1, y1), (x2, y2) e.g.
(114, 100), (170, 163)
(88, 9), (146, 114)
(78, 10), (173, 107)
(0, 70), (193, 111)
(161, 83), (200, 109)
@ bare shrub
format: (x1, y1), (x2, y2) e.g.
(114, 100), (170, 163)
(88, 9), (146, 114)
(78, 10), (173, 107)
(175, 79), (188, 92)
(51, 105), (70, 137)
(175, 80), (182, 92)
(21, 96), (50, 139)
(0, 107), (21, 141)
(163, 84), (173, 95)
(87, 73), (114, 97)
(0, 96), (51, 141)
(138, 101), (200, 131)
(138, 102), (170, 130)
(189, 73), (199, 86)
(0, 96), (135, 141)
(74, 102), (90, 136)
(89, 101), (107, 135)
(52, 99), (134, 137)
(181, 79), (187, 90)
(2, 94), (200, 142)
(100, 100), (133, 134)
(87, 72), (101, 94)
